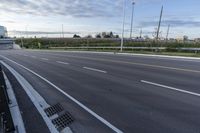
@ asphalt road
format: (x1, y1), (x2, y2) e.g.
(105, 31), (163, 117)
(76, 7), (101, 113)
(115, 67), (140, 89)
(1, 50), (200, 133)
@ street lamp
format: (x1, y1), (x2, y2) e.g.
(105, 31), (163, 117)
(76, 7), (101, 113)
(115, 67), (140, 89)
(130, 1), (135, 39)
(120, 0), (126, 52)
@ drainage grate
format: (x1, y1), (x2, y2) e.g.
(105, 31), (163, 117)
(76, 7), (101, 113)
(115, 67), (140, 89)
(52, 111), (74, 131)
(44, 103), (64, 117)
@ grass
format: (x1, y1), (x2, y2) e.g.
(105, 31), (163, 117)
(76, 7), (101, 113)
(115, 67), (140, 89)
(17, 38), (200, 58)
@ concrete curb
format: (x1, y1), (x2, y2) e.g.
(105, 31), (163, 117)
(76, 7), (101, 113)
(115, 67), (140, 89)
(3, 72), (26, 133)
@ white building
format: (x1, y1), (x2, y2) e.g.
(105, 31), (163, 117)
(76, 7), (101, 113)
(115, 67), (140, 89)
(0, 25), (15, 50)
(0, 26), (8, 38)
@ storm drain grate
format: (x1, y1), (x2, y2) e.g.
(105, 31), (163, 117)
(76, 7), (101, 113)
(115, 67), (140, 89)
(52, 111), (74, 131)
(44, 103), (64, 117)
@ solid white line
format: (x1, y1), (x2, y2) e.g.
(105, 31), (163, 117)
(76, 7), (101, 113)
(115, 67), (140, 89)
(83, 67), (107, 73)
(28, 52), (200, 73)
(119, 53), (200, 62)
(41, 58), (49, 61)
(0, 61), (59, 133)
(31, 56), (36, 58)
(56, 61), (69, 65)
(26, 49), (200, 62)
(0, 55), (122, 133)
(141, 80), (200, 97)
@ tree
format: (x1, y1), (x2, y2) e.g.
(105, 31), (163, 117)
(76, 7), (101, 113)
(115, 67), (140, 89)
(96, 31), (118, 38)
(109, 32), (114, 38)
(144, 35), (150, 40)
(104, 34), (111, 38)
(95, 34), (101, 38)
(85, 35), (93, 38)
(101, 32), (107, 38)
(73, 34), (81, 38)
(183, 35), (188, 41)
(115, 35), (119, 38)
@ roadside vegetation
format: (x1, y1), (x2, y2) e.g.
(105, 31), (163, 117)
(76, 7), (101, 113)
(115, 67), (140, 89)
(15, 37), (200, 57)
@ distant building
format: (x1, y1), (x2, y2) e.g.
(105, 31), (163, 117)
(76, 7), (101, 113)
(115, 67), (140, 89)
(0, 25), (14, 50)
(0, 26), (8, 38)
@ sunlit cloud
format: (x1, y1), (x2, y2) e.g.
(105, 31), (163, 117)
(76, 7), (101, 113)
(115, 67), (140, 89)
(0, 0), (122, 18)
(1, 0), (200, 38)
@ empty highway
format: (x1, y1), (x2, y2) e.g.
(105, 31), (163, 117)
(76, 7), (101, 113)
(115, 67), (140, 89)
(1, 50), (200, 133)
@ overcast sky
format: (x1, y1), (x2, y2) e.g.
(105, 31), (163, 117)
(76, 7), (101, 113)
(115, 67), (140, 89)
(0, 0), (200, 38)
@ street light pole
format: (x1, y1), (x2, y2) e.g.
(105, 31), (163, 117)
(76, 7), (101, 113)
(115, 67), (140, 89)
(130, 1), (135, 39)
(156, 6), (163, 41)
(121, 0), (126, 52)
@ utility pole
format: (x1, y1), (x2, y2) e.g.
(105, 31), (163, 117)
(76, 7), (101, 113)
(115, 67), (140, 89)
(166, 24), (170, 42)
(25, 25), (28, 38)
(140, 28), (142, 38)
(120, 0), (126, 52)
(130, 1), (135, 39)
(21, 37), (24, 48)
(62, 24), (64, 38)
(156, 6), (163, 41)
(21, 32), (24, 48)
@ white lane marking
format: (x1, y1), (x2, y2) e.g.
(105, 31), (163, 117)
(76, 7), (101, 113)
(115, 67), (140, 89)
(30, 52), (200, 74)
(31, 56), (36, 58)
(41, 58), (49, 61)
(26, 49), (200, 62)
(0, 55), (123, 133)
(0, 61), (59, 133)
(119, 53), (200, 62)
(23, 54), (28, 57)
(141, 80), (200, 97)
(83, 67), (107, 73)
(56, 61), (69, 65)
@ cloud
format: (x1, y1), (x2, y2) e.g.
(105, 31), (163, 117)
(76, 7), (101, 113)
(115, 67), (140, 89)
(139, 19), (200, 28)
(0, 0), (123, 18)
(9, 30), (102, 35)
(9, 30), (80, 35)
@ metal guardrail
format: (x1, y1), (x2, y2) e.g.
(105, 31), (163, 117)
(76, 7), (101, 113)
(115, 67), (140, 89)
(50, 46), (166, 50)
(178, 48), (200, 51)
(0, 65), (15, 133)
(49, 46), (200, 51)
